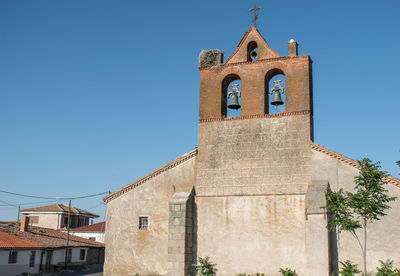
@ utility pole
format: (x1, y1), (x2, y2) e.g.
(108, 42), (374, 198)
(64, 200), (71, 269)
(17, 205), (20, 223)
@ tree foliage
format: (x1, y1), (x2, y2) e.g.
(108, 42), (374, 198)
(339, 260), (360, 276)
(194, 257), (217, 276)
(376, 259), (400, 276)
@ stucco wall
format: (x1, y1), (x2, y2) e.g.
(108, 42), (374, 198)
(23, 212), (60, 229)
(69, 231), (105, 243)
(0, 249), (41, 276)
(196, 195), (307, 276)
(312, 150), (400, 273)
(104, 157), (196, 276)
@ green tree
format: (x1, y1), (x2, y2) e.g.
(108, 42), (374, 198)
(325, 158), (397, 276)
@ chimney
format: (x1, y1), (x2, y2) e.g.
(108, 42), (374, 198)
(20, 216), (30, 232)
(288, 39), (298, 57)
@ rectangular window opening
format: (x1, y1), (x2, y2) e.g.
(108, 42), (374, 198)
(29, 251), (36, 267)
(8, 251), (17, 264)
(67, 248), (72, 263)
(139, 216), (149, 229)
(80, 249), (86, 260)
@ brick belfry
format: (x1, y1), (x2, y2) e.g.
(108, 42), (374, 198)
(192, 26), (330, 276)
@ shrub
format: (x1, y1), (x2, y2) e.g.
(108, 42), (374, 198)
(193, 257), (217, 276)
(279, 268), (297, 276)
(376, 259), (400, 276)
(339, 260), (360, 276)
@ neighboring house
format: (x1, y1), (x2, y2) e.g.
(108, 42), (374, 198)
(0, 217), (104, 276)
(66, 222), (106, 243)
(103, 26), (400, 276)
(0, 231), (42, 276)
(21, 204), (99, 229)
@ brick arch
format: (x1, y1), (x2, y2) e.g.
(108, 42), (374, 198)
(265, 68), (286, 114)
(221, 74), (241, 117)
(247, 41), (258, 62)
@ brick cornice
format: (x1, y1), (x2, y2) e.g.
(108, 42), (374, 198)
(311, 142), (400, 189)
(103, 148), (198, 203)
(199, 55), (310, 71)
(199, 110), (311, 123)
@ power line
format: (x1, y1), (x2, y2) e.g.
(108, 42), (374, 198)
(0, 190), (108, 200)
(0, 199), (58, 207)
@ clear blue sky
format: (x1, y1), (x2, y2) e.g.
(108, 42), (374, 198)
(1, 0), (399, 221)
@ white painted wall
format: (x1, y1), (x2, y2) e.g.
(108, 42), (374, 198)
(69, 232), (105, 243)
(52, 247), (87, 265)
(0, 249), (41, 276)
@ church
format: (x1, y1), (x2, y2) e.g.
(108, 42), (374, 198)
(102, 26), (400, 276)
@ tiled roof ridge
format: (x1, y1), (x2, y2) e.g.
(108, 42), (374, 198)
(21, 204), (99, 217)
(70, 221), (105, 232)
(200, 110), (310, 123)
(199, 55), (309, 71)
(311, 142), (400, 189)
(0, 231), (42, 248)
(103, 148), (198, 203)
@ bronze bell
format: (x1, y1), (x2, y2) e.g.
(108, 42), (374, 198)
(228, 93), (240, 109)
(271, 90), (284, 106)
(270, 79), (285, 106)
(227, 83), (241, 110)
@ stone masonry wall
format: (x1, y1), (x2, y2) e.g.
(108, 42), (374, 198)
(196, 114), (312, 196)
(168, 191), (194, 276)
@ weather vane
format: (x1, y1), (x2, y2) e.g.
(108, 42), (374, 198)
(249, 1), (263, 27)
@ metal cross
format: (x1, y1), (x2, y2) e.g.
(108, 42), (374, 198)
(249, 1), (263, 26)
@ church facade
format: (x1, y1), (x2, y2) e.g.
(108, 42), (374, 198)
(103, 27), (400, 276)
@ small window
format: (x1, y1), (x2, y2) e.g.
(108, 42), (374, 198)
(139, 216), (149, 229)
(29, 251), (36, 267)
(8, 251), (17, 263)
(89, 237), (96, 241)
(80, 249), (86, 260)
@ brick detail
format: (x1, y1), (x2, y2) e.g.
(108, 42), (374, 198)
(168, 191), (194, 276)
(199, 110), (310, 123)
(199, 55), (313, 120)
(103, 149), (198, 203)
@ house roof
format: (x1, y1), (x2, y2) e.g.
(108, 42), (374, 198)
(0, 231), (41, 249)
(103, 148), (198, 203)
(70, 221), (105, 232)
(0, 222), (104, 249)
(311, 142), (400, 189)
(21, 204), (99, 218)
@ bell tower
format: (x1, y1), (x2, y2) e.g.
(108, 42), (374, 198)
(194, 26), (321, 275)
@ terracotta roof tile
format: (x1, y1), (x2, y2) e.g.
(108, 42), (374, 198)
(0, 231), (41, 248)
(21, 204), (99, 217)
(70, 221), (105, 232)
(0, 222), (104, 248)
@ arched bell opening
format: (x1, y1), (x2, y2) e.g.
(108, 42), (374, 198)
(221, 74), (241, 118)
(265, 69), (286, 115)
(247, 41), (258, 62)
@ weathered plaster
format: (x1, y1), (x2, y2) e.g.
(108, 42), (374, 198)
(104, 157), (196, 276)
